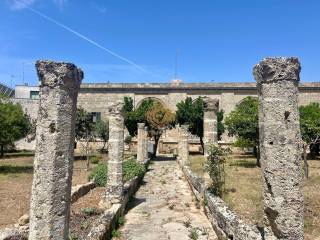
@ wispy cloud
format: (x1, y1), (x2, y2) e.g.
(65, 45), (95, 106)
(8, 0), (35, 10)
(7, 0), (68, 10)
(90, 2), (107, 14)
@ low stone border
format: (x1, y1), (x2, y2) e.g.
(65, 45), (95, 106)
(177, 159), (275, 240)
(71, 181), (96, 203)
(0, 181), (96, 240)
(86, 158), (150, 240)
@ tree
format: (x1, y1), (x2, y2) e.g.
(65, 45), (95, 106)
(299, 102), (320, 178)
(0, 98), (30, 157)
(224, 96), (260, 166)
(124, 97), (154, 136)
(75, 108), (95, 170)
(146, 102), (176, 154)
(94, 120), (109, 152)
(176, 97), (225, 154)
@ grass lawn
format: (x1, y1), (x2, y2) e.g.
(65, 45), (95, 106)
(189, 153), (320, 240)
(0, 152), (104, 228)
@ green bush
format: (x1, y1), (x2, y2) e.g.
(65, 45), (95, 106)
(88, 158), (145, 186)
(88, 164), (107, 187)
(89, 155), (101, 164)
(204, 144), (229, 197)
(123, 158), (146, 182)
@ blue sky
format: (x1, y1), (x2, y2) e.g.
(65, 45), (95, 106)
(1, 0), (320, 87)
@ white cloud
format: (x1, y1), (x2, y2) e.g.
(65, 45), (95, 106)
(7, 0), (68, 10)
(8, 0), (35, 10)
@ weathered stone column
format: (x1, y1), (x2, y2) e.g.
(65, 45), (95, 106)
(180, 124), (189, 165)
(137, 123), (145, 163)
(253, 57), (304, 240)
(144, 126), (149, 161)
(29, 61), (83, 240)
(203, 98), (219, 156)
(102, 101), (124, 208)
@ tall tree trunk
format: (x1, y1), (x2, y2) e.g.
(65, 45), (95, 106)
(0, 145), (4, 158)
(153, 135), (160, 157)
(303, 144), (309, 179)
(200, 137), (204, 155)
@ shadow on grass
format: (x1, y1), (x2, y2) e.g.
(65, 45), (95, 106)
(2, 152), (34, 159)
(229, 160), (257, 168)
(0, 165), (33, 174)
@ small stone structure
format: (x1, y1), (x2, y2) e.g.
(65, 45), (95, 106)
(137, 123), (145, 163)
(179, 124), (189, 165)
(144, 126), (149, 160)
(102, 100), (125, 208)
(203, 98), (219, 155)
(254, 57), (304, 239)
(29, 60), (83, 240)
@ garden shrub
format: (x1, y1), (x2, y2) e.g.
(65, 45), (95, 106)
(123, 158), (146, 182)
(89, 155), (101, 164)
(88, 164), (107, 187)
(88, 158), (145, 186)
(204, 144), (229, 197)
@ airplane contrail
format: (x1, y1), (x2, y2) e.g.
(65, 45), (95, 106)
(28, 7), (148, 73)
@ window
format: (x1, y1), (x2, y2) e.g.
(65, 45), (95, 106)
(91, 112), (101, 123)
(30, 91), (39, 99)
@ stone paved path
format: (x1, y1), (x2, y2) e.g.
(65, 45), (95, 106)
(116, 155), (217, 240)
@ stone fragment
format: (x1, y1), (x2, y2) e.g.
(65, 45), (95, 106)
(29, 60), (83, 240)
(179, 124), (189, 165)
(18, 214), (29, 226)
(101, 100), (125, 208)
(253, 57), (304, 240)
(203, 98), (219, 155)
(137, 123), (145, 163)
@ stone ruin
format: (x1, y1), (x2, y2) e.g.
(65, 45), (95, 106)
(100, 100), (125, 209)
(203, 98), (219, 155)
(137, 122), (148, 163)
(254, 57), (304, 240)
(1, 58), (304, 240)
(29, 60), (83, 239)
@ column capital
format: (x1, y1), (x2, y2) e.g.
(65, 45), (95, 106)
(108, 100), (124, 116)
(138, 122), (145, 129)
(36, 60), (83, 89)
(203, 98), (219, 111)
(253, 57), (301, 85)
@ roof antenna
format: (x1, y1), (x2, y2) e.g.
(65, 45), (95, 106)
(174, 49), (180, 79)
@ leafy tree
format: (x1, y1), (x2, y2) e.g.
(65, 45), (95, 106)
(94, 120), (109, 152)
(299, 102), (320, 178)
(0, 98), (30, 157)
(75, 108), (95, 170)
(224, 96), (260, 166)
(124, 97), (154, 136)
(146, 102), (176, 154)
(176, 97), (225, 154)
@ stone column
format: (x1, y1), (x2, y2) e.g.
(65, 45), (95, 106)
(29, 60), (83, 240)
(180, 124), (189, 165)
(102, 100), (124, 208)
(137, 123), (145, 163)
(203, 98), (219, 156)
(144, 126), (149, 161)
(253, 57), (304, 240)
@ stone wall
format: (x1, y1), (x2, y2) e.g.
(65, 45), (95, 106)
(12, 82), (320, 150)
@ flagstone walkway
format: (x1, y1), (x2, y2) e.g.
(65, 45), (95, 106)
(115, 155), (217, 240)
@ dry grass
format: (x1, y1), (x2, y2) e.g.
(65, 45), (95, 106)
(189, 154), (320, 240)
(0, 153), (100, 227)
